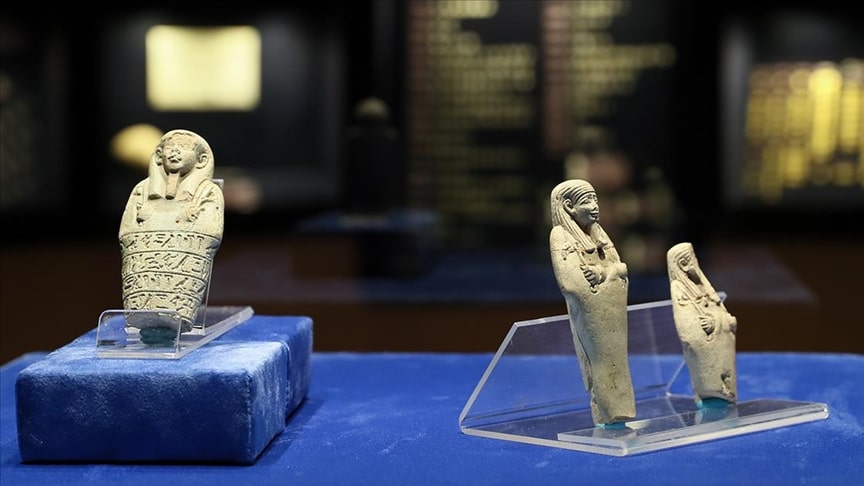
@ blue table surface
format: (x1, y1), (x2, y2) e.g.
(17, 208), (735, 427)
(2, 351), (862, 485)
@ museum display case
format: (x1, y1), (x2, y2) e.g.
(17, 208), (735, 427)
(0, 0), (861, 482)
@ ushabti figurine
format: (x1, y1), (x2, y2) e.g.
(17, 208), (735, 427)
(118, 129), (224, 341)
(667, 242), (737, 404)
(549, 179), (635, 426)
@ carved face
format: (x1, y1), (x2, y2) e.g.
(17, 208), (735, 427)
(564, 191), (599, 228)
(677, 252), (701, 283)
(157, 134), (201, 176)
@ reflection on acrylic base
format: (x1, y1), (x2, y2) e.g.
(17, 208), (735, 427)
(95, 305), (255, 360)
(458, 295), (829, 456)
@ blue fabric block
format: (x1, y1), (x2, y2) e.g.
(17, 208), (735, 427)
(2, 352), (862, 484)
(223, 315), (313, 414)
(15, 315), (313, 464)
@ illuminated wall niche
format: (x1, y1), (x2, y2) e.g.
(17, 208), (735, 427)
(101, 10), (345, 218)
(146, 25), (261, 111)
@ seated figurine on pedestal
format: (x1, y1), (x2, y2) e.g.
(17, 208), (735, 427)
(549, 179), (635, 426)
(118, 129), (224, 344)
(667, 242), (738, 405)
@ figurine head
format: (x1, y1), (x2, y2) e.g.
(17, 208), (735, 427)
(667, 242), (701, 284)
(551, 179), (600, 232)
(155, 130), (212, 177)
(145, 129), (215, 200)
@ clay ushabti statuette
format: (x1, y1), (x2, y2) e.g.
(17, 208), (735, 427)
(667, 242), (738, 404)
(549, 179), (635, 426)
(118, 130), (224, 340)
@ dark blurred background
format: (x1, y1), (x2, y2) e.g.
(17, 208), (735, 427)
(1, 0), (862, 363)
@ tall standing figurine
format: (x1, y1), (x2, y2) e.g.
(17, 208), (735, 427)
(667, 242), (737, 405)
(118, 129), (224, 343)
(549, 179), (635, 426)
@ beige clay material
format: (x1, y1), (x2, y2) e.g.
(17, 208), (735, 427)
(667, 242), (738, 403)
(118, 129), (224, 331)
(549, 179), (636, 425)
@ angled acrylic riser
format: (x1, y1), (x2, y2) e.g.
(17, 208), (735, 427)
(458, 296), (829, 456)
(96, 305), (254, 359)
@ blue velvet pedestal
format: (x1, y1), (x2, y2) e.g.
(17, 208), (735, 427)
(14, 315), (312, 464)
(2, 352), (862, 484)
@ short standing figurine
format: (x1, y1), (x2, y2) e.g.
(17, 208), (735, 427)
(118, 129), (224, 344)
(667, 242), (737, 405)
(549, 179), (635, 426)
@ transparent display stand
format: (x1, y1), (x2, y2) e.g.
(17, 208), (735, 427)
(459, 296), (829, 456)
(96, 305), (254, 359)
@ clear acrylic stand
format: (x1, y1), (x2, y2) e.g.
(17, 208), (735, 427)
(95, 305), (254, 359)
(458, 295), (829, 456)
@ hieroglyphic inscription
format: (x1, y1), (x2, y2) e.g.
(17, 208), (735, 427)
(119, 231), (219, 323)
(119, 231), (220, 254)
(120, 251), (211, 278)
(123, 292), (201, 325)
(122, 272), (208, 301)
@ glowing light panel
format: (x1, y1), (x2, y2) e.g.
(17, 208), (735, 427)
(146, 25), (261, 111)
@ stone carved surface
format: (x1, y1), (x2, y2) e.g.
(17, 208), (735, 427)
(667, 242), (738, 403)
(119, 130), (224, 332)
(549, 179), (635, 425)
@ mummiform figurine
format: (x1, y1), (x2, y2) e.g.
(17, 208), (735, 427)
(667, 242), (738, 404)
(118, 129), (224, 343)
(549, 179), (636, 426)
